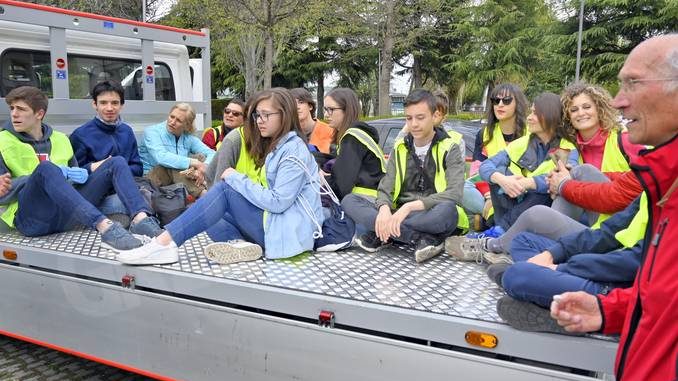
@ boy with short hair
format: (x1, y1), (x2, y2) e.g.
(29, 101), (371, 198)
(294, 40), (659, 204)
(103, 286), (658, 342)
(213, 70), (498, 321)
(70, 80), (145, 227)
(342, 89), (467, 262)
(0, 86), (160, 249)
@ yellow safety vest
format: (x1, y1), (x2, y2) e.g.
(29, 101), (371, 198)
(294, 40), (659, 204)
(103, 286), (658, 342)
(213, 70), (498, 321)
(505, 134), (576, 178)
(0, 130), (73, 227)
(391, 132), (469, 232)
(600, 129), (631, 173)
(614, 192), (648, 249)
(235, 127), (267, 187)
(234, 127), (268, 225)
(337, 127), (386, 197)
(590, 129), (632, 228)
(482, 124), (510, 158)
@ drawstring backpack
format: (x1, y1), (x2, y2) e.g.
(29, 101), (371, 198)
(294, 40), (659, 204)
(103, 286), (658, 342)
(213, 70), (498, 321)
(284, 156), (356, 252)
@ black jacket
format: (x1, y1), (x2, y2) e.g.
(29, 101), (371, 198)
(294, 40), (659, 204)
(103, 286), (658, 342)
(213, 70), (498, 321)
(327, 121), (384, 199)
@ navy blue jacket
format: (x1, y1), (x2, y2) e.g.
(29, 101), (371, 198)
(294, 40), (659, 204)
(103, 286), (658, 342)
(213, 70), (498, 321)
(549, 196), (643, 284)
(69, 117), (143, 176)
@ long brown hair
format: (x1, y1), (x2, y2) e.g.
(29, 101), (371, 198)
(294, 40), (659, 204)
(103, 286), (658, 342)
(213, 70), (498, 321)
(326, 87), (361, 144)
(243, 88), (303, 168)
(483, 83), (528, 146)
(533, 92), (574, 144)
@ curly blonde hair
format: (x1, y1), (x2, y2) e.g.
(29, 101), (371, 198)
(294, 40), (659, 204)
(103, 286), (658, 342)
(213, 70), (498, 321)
(561, 83), (620, 135)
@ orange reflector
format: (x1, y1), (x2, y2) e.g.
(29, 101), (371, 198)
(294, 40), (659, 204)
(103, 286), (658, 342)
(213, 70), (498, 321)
(3, 249), (17, 260)
(465, 331), (498, 348)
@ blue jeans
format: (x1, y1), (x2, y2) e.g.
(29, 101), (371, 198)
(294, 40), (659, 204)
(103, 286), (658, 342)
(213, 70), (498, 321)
(165, 181), (265, 247)
(502, 231), (609, 307)
(489, 184), (552, 230)
(98, 194), (126, 215)
(77, 157), (151, 217)
(462, 180), (485, 215)
(342, 194), (459, 242)
(14, 158), (150, 236)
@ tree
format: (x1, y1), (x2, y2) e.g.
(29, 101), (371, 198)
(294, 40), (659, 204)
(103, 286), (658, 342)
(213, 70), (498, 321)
(32, 0), (163, 21)
(545, 0), (678, 87)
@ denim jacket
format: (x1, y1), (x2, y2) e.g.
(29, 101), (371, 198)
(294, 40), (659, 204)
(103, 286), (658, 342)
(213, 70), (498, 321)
(225, 131), (324, 259)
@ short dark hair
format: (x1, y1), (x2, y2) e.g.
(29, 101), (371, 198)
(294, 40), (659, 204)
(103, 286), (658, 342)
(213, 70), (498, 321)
(92, 81), (125, 104)
(5, 86), (48, 114)
(290, 88), (316, 117)
(404, 89), (437, 114)
(225, 98), (245, 112)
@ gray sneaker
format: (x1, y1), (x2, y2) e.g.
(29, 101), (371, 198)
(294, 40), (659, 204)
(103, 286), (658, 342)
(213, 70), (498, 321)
(486, 263), (510, 288)
(204, 240), (263, 265)
(496, 296), (581, 335)
(444, 236), (488, 263)
(129, 216), (163, 238)
(414, 234), (445, 263)
(100, 222), (143, 251)
(107, 213), (131, 229)
(483, 252), (514, 265)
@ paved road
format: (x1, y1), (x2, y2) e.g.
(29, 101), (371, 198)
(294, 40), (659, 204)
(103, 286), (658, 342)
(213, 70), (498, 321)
(0, 335), (153, 381)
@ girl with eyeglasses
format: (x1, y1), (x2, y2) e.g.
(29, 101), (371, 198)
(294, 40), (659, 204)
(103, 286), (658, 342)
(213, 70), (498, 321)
(477, 92), (579, 231)
(322, 87), (386, 200)
(547, 82), (645, 226)
(118, 88), (324, 265)
(201, 99), (245, 150)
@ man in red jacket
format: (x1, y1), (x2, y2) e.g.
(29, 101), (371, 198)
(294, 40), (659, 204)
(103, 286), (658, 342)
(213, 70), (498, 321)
(551, 34), (678, 381)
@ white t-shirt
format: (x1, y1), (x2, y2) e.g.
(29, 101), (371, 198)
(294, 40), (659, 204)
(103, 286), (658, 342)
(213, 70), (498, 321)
(414, 142), (431, 166)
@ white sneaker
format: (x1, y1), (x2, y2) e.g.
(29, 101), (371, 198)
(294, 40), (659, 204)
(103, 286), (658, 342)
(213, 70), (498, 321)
(204, 240), (262, 264)
(117, 237), (179, 265)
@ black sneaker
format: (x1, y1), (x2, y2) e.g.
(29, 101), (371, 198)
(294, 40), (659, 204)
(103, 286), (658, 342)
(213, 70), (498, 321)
(356, 231), (389, 253)
(486, 263), (510, 288)
(496, 296), (582, 335)
(414, 234), (444, 263)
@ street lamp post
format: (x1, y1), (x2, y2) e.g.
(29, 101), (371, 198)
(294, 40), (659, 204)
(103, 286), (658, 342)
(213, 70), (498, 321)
(575, 0), (584, 82)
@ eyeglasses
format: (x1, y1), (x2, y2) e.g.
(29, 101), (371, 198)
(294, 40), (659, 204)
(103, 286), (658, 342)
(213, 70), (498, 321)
(224, 109), (243, 117)
(251, 111), (280, 122)
(617, 77), (678, 92)
(490, 96), (513, 106)
(323, 106), (343, 116)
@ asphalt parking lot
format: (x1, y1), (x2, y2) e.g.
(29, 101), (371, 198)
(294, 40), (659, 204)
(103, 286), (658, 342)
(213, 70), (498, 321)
(0, 335), (152, 381)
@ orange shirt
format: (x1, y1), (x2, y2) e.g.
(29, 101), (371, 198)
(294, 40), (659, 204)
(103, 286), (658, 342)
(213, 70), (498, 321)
(308, 120), (335, 154)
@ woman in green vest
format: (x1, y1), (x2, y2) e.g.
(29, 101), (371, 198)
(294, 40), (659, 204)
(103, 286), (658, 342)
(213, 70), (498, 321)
(473, 83), (529, 162)
(478, 92), (579, 231)
(548, 83), (645, 226)
(469, 84), (529, 228)
(322, 88), (385, 199)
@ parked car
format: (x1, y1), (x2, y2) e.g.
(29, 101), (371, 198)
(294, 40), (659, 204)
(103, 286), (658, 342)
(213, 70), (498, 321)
(366, 118), (481, 159)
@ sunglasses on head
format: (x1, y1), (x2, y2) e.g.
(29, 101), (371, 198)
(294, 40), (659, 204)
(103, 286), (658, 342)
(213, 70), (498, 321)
(224, 109), (243, 117)
(490, 96), (514, 106)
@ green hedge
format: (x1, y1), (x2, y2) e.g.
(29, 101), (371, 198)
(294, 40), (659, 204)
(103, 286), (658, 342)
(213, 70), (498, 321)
(211, 99), (230, 121)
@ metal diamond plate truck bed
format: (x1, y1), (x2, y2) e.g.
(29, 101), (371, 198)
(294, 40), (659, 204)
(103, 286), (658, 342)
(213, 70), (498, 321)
(0, 229), (618, 380)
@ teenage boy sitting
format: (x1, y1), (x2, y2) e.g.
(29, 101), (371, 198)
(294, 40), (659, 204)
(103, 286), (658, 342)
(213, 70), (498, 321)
(70, 80), (146, 228)
(0, 86), (160, 250)
(343, 89), (466, 262)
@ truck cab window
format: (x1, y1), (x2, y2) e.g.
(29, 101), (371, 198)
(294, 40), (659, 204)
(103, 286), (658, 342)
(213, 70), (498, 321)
(0, 49), (175, 100)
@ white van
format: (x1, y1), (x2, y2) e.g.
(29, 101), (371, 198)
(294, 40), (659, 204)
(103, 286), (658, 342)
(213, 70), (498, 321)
(0, 3), (210, 135)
